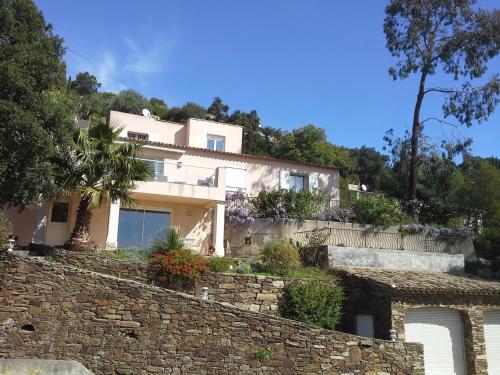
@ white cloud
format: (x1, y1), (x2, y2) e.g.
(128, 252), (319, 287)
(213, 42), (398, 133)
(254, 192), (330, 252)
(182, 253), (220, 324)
(66, 33), (178, 93)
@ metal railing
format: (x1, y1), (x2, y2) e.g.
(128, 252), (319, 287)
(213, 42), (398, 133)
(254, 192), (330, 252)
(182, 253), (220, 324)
(138, 158), (217, 187)
(291, 226), (464, 254)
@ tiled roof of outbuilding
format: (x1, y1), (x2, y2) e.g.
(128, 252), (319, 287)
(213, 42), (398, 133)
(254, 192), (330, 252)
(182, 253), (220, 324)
(335, 266), (500, 296)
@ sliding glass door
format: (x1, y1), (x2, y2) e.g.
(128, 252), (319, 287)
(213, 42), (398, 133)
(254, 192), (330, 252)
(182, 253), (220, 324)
(117, 208), (170, 249)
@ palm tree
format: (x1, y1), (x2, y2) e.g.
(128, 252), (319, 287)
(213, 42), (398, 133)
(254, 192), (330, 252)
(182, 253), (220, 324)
(63, 118), (150, 250)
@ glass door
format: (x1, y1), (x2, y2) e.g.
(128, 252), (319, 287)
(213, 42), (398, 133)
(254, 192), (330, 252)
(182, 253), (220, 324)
(117, 208), (170, 249)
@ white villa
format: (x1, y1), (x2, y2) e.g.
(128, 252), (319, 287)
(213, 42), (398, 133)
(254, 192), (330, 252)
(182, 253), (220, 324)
(6, 111), (340, 255)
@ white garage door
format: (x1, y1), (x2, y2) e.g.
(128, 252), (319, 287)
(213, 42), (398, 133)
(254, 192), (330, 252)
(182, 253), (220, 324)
(404, 308), (466, 375)
(485, 311), (500, 375)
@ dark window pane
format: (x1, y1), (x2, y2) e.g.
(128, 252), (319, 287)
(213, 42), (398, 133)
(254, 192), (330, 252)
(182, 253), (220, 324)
(143, 211), (170, 248)
(118, 209), (143, 248)
(51, 202), (69, 223)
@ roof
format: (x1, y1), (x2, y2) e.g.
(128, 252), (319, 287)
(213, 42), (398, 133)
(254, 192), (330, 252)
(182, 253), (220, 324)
(120, 137), (340, 171)
(111, 110), (245, 129)
(335, 266), (500, 296)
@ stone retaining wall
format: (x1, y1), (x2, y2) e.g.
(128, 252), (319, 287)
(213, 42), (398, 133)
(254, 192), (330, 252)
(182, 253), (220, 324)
(52, 251), (288, 313)
(0, 253), (424, 374)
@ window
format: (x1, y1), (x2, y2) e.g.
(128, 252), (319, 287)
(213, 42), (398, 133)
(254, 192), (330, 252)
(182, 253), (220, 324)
(207, 135), (225, 151)
(356, 314), (374, 338)
(137, 157), (164, 181)
(289, 173), (307, 191)
(127, 132), (149, 141)
(51, 202), (69, 223)
(117, 208), (170, 248)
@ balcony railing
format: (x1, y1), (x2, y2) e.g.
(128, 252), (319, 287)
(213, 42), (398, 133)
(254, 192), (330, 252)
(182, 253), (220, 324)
(291, 227), (464, 254)
(138, 158), (217, 187)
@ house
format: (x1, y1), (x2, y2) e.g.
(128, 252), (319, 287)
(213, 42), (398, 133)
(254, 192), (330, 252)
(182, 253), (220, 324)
(336, 266), (500, 375)
(6, 111), (340, 255)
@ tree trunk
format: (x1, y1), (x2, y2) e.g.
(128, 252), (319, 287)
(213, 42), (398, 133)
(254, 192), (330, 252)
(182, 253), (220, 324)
(64, 196), (93, 251)
(407, 71), (427, 218)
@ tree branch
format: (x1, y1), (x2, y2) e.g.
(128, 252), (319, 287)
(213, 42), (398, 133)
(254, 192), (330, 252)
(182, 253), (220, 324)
(420, 117), (458, 128)
(424, 86), (485, 94)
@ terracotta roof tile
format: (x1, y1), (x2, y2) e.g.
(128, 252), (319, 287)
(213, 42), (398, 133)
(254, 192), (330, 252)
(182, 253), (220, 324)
(335, 266), (500, 296)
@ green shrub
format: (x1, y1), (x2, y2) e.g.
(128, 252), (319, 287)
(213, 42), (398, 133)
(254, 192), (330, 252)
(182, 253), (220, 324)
(253, 348), (271, 359)
(474, 226), (500, 258)
(465, 261), (500, 280)
(89, 248), (152, 263)
(29, 243), (56, 256)
(260, 238), (301, 276)
(237, 262), (253, 274)
(207, 256), (237, 272)
(0, 212), (13, 248)
(352, 196), (402, 226)
(279, 280), (344, 330)
(150, 228), (185, 253)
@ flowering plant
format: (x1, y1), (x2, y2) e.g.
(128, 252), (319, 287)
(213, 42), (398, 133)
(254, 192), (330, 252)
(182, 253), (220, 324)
(225, 191), (255, 226)
(399, 224), (472, 238)
(318, 207), (355, 223)
(149, 249), (209, 287)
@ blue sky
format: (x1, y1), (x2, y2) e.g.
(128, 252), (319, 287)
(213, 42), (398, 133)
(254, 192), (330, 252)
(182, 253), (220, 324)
(36, 0), (499, 157)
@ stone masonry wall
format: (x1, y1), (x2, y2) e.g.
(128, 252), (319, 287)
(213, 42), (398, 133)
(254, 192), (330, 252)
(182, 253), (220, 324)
(391, 294), (500, 375)
(53, 251), (288, 313)
(0, 253), (424, 374)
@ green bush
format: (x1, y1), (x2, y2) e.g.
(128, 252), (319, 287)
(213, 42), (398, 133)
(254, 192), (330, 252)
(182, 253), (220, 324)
(260, 238), (301, 276)
(150, 228), (185, 253)
(0, 212), (13, 248)
(279, 280), (344, 330)
(465, 261), (500, 280)
(207, 256), (237, 272)
(474, 226), (500, 258)
(253, 348), (271, 359)
(29, 243), (56, 256)
(352, 196), (402, 226)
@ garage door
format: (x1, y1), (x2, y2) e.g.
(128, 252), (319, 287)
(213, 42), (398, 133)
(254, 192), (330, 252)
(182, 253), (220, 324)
(485, 311), (500, 374)
(404, 308), (466, 375)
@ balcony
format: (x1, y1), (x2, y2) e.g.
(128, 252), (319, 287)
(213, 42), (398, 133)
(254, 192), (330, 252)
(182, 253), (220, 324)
(133, 159), (226, 202)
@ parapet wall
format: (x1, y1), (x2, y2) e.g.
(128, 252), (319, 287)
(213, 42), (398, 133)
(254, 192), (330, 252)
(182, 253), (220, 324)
(0, 253), (424, 374)
(225, 218), (475, 260)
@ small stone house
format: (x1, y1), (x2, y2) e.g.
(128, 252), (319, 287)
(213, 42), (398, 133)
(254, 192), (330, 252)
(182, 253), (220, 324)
(336, 266), (500, 375)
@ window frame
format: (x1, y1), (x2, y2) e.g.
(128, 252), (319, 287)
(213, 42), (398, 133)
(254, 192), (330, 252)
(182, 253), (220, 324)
(289, 173), (308, 192)
(50, 202), (69, 223)
(207, 135), (225, 152)
(127, 131), (149, 141)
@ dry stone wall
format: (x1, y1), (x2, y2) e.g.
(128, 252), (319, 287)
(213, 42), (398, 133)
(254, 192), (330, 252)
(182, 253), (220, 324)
(53, 251), (287, 313)
(0, 253), (424, 374)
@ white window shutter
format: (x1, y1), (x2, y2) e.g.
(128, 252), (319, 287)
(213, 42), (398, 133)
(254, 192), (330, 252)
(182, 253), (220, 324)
(309, 173), (319, 191)
(226, 167), (246, 191)
(280, 170), (290, 190)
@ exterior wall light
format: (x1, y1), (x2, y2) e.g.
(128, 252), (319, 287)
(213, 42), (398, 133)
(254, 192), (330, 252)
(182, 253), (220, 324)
(7, 238), (15, 253)
(202, 286), (209, 300)
(389, 329), (397, 342)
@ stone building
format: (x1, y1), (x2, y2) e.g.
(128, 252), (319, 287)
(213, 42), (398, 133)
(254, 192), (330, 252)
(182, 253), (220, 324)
(336, 266), (500, 375)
